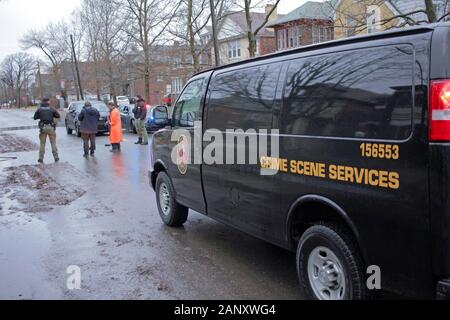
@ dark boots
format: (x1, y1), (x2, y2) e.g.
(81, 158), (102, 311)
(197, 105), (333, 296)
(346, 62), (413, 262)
(110, 143), (121, 153)
(134, 138), (142, 145)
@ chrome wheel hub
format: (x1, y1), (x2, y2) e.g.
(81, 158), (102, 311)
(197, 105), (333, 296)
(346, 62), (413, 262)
(159, 183), (171, 216)
(307, 246), (346, 300)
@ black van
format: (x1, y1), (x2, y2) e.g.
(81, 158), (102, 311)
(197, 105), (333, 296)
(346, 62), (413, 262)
(149, 23), (450, 300)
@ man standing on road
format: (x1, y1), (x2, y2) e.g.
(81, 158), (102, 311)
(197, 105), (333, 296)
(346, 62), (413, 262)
(78, 101), (100, 157)
(132, 97), (149, 146)
(34, 98), (60, 164)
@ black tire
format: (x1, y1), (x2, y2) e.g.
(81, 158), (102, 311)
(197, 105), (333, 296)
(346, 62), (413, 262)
(296, 223), (369, 300)
(66, 122), (73, 135)
(75, 123), (81, 137)
(155, 171), (188, 227)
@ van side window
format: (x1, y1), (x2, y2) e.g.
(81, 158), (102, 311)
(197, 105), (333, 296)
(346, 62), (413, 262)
(173, 79), (204, 128)
(207, 64), (280, 130)
(282, 45), (414, 140)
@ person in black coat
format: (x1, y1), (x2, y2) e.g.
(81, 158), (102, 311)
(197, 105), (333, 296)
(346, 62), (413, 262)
(132, 96), (149, 145)
(78, 101), (100, 157)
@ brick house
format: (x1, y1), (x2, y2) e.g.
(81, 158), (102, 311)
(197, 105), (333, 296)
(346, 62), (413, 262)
(209, 5), (282, 64)
(267, 1), (335, 51)
(123, 42), (205, 106)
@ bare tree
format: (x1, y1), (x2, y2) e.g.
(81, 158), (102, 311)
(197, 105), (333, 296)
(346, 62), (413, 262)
(169, 0), (235, 70)
(20, 19), (84, 102)
(79, 0), (106, 100)
(238, 0), (281, 58)
(20, 25), (66, 100)
(123, 0), (182, 102)
(78, 0), (129, 105)
(0, 53), (36, 108)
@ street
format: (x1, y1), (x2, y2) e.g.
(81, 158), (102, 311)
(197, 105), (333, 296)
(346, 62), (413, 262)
(0, 109), (302, 300)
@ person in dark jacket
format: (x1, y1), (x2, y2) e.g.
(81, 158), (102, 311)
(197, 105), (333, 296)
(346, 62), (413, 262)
(132, 96), (148, 145)
(34, 98), (60, 163)
(78, 101), (100, 157)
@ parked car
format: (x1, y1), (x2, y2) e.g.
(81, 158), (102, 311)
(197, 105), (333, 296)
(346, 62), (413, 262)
(146, 106), (170, 133)
(65, 101), (110, 137)
(117, 96), (130, 105)
(119, 104), (137, 133)
(149, 23), (450, 300)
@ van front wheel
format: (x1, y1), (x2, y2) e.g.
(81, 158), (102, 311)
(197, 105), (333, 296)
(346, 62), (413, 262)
(297, 223), (368, 300)
(155, 172), (188, 227)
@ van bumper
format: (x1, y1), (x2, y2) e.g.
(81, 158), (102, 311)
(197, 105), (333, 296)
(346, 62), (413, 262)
(437, 279), (450, 300)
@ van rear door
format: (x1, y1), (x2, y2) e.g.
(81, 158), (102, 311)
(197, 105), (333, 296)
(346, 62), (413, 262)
(429, 24), (450, 280)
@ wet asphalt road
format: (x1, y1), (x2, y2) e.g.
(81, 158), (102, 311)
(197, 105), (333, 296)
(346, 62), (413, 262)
(0, 109), (303, 300)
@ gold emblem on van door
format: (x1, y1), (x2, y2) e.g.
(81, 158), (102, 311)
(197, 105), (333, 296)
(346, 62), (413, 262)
(177, 135), (188, 175)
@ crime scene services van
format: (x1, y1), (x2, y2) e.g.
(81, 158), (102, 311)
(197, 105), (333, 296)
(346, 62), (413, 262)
(149, 22), (450, 300)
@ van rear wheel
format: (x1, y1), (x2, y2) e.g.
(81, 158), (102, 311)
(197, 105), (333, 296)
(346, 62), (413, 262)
(155, 172), (188, 227)
(296, 223), (368, 300)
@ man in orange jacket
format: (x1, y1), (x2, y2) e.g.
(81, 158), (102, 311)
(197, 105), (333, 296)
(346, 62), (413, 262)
(107, 102), (123, 152)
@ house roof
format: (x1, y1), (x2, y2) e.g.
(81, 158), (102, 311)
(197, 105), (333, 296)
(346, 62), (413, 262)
(387, 0), (448, 23)
(267, 0), (338, 27)
(226, 11), (285, 37)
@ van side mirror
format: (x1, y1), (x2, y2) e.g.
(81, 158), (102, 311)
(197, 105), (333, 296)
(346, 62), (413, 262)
(153, 106), (169, 126)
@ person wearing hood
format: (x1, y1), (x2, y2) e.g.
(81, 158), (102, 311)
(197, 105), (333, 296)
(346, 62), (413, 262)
(34, 98), (60, 163)
(107, 102), (123, 152)
(78, 101), (100, 157)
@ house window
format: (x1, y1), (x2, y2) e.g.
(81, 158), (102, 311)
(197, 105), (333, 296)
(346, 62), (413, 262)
(277, 30), (283, 50)
(297, 26), (303, 45)
(319, 27), (333, 42)
(367, 5), (381, 33)
(312, 25), (320, 43)
(227, 41), (241, 59)
(172, 78), (183, 94)
(346, 17), (358, 37)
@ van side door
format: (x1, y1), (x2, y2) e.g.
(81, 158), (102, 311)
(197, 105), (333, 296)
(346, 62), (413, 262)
(202, 63), (283, 244)
(166, 75), (209, 213)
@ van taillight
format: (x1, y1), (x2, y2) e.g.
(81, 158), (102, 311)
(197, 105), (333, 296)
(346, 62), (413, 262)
(430, 80), (450, 141)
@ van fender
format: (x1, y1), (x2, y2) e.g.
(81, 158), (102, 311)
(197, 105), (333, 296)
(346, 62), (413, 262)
(285, 194), (361, 249)
(151, 159), (169, 189)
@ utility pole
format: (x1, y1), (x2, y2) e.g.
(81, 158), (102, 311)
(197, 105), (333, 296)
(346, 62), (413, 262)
(37, 61), (43, 99)
(70, 34), (84, 100)
(209, 0), (220, 66)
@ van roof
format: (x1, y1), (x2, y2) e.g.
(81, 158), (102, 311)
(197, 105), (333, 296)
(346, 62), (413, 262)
(195, 22), (449, 77)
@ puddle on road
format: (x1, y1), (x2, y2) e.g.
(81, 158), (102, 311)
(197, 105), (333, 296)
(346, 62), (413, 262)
(0, 133), (38, 153)
(0, 162), (89, 299)
(0, 214), (62, 299)
(0, 163), (87, 216)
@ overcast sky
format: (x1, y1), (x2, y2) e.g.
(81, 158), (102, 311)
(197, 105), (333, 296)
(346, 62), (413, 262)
(0, 0), (308, 62)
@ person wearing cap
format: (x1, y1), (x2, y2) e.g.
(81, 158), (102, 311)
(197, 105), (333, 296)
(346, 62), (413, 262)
(34, 98), (60, 163)
(107, 102), (123, 152)
(132, 96), (149, 145)
(78, 101), (100, 157)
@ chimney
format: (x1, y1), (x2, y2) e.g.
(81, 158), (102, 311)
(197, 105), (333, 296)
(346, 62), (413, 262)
(265, 4), (278, 22)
